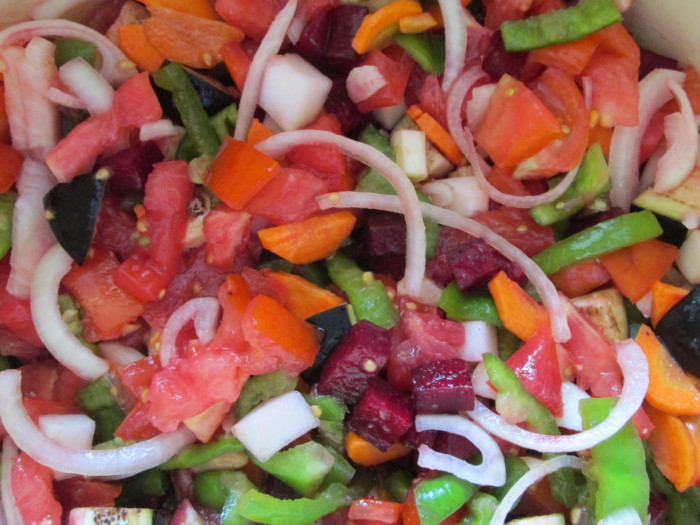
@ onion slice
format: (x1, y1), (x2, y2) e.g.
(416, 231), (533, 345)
(30, 243), (109, 381)
(468, 339), (648, 453)
(317, 191), (570, 342)
(489, 455), (587, 525)
(97, 342), (145, 367)
(437, 0), (468, 91)
(233, 0), (297, 141)
(0, 19), (136, 86)
(259, 131), (427, 299)
(159, 297), (220, 367)
(0, 369), (196, 477)
(415, 414), (506, 486)
(1, 438), (21, 525)
(58, 56), (114, 115)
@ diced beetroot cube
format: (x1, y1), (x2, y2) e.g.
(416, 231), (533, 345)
(447, 239), (525, 291)
(363, 212), (406, 257)
(324, 76), (368, 134)
(347, 377), (414, 451)
(98, 140), (163, 194)
(482, 31), (527, 80)
(316, 320), (390, 403)
(411, 359), (474, 414)
(403, 422), (437, 449)
(433, 431), (477, 461)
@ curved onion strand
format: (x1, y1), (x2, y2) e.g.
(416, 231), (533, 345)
(468, 340), (648, 453)
(416, 414), (506, 486)
(489, 455), (587, 525)
(233, 0), (297, 141)
(317, 191), (570, 342)
(0, 369), (196, 477)
(30, 243), (109, 381)
(438, 0), (468, 91)
(1, 438), (21, 525)
(159, 297), (220, 367)
(258, 131), (427, 298)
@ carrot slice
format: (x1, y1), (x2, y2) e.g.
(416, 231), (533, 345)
(143, 6), (243, 68)
(407, 104), (464, 165)
(650, 280), (689, 327)
(345, 431), (411, 466)
(118, 24), (165, 73)
(138, 0), (219, 20)
(398, 12), (438, 33)
(352, 0), (423, 54)
(205, 137), (281, 209)
(549, 258), (610, 298)
(488, 270), (549, 341)
(257, 211), (357, 265)
(647, 405), (698, 492)
(261, 270), (343, 319)
(246, 118), (274, 146)
(635, 325), (700, 416)
(0, 143), (24, 193)
(220, 40), (251, 91)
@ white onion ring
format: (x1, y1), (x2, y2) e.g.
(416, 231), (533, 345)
(654, 81), (699, 193)
(58, 56), (114, 115)
(159, 297), (220, 367)
(317, 191), (570, 342)
(258, 131), (426, 299)
(97, 342), (145, 367)
(0, 369), (196, 477)
(1, 438), (21, 525)
(415, 414), (506, 486)
(608, 68), (686, 211)
(468, 339), (648, 453)
(233, 0), (297, 141)
(140, 119), (183, 142)
(489, 455), (587, 525)
(446, 68), (580, 208)
(30, 243), (109, 381)
(437, 0), (468, 91)
(0, 19), (136, 85)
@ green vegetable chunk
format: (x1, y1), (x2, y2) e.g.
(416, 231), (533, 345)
(195, 470), (247, 511)
(221, 472), (256, 525)
(501, 0), (622, 52)
(160, 435), (246, 470)
(76, 377), (124, 444)
(459, 493), (498, 525)
(54, 37), (97, 67)
(393, 32), (445, 75)
(234, 370), (298, 419)
(0, 191), (16, 259)
(414, 474), (477, 525)
(439, 282), (503, 326)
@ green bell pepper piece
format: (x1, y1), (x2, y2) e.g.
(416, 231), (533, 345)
(459, 493), (498, 525)
(581, 397), (649, 522)
(321, 445), (356, 487)
(501, 0), (622, 52)
(160, 435), (246, 470)
(237, 482), (352, 525)
(234, 370), (298, 419)
(195, 470), (247, 511)
(439, 282), (503, 326)
(531, 210), (663, 275)
(153, 63), (220, 158)
(489, 454), (529, 502)
(54, 37), (97, 68)
(254, 441), (335, 497)
(116, 469), (170, 507)
(414, 474), (477, 525)
(76, 377), (124, 444)
(303, 393), (347, 422)
(385, 469), (413, 503)
(327, 252), (399, 329)
(221, 472), (256, 525)
(393, 32), (445, 75)
(0, 191), (16, 259)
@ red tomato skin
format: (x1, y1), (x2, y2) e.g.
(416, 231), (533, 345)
(117, 356), (162, 400)
(112, 72), (162, 128)
(418, 74), (448, 130)
(215, 0), (285, 40)
(203, 205), (253, 272)
(356, 47), (413, 113)
(0, 258), (42, 347)
(506, 326), (563, 416)
(54, 478), (121, 512)
(286, 113), (345, 183)
(474, 207), (555, 256)
(12, 453), (62, 525)
(115, 400), (161, 441)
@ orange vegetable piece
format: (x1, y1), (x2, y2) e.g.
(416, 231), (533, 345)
(600, 238), (679, 303)
(348, 498), (402, 524)
(352, 0), (423, 54)
(650, 280), (689, 327)
(407, 104), (464, 165)
(246, 118), (274, 146)
(549, 259), (610, 298)
(205, 137), (281, 209)
(344, 431), (411, 466)
(261, 270), (343, 319)
(257, 211), (357, 265)
(0, 143), (24, 193)
(401, 492), (421, 525)
(588, 124), (613, 157)
(529, 32), (599, 75)
(138, 0), (218, 20)
(143, 6), (243, 69)
(635, 325), (700, 416)
(118, 24), (165, 73)
(647, 405), (698, 492)
(488, 270), (549, 341)
(398, 12), (438, 33)
(221, 40), (251, 91)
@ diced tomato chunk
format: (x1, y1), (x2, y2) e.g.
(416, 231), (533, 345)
(54, 478), (122, 512)
(356, 47), (413, 113)
(118, 356), (162, 400)
(112, 72), (163, 128)
(12, 453), (62, 525)
(115, 400), (161, 441)
(286, 113), (346, 188)
(203, 204), (253, 272)
(215, 0), (286, 40)
(0, 258), (41, 347)
(474, 207), (555, 256)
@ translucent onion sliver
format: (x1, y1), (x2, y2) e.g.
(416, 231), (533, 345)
(159, 297), (220, 367)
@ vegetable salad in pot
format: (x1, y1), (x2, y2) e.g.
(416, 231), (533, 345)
(0, 0), (698, 523)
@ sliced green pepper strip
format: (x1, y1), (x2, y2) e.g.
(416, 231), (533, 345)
(393, 32), (445, 75)
(160, 435), (246, 470)
(195, 470), (248, 511)
(414, 474), (477, 525)
(530, 143), (610, 226)
(211, 103), (238, 141)
(116, 469), (170, 507)
(327, 252), (399, 329)
(234, 369), (297, 419)
(321, 445), (356, 487)
(385, 469), (413, 503)
(501, 0), (622, 52)
(439, 282), (503, 327)
(459, 492), (498, 525)
(221, 472), (255, 525)
(76, 377), (124, 444)
(54, 37), (98, 68)
(581, 397), (649, 522)
(153, 63), (220, 158)
(253, 441), (335, 497)
(531, 210), (663, 275)
(303, 393), (347, 422)
(237, 482), (352, 525)
(0, 192), (16, 259)
(489, 454), (529, 502)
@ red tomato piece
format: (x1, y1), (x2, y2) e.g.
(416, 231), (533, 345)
(112, 72), (162, 129)
(12, 453), (62, 525)
(474, 206), (555, 256)
(24, 399), (77, 425)
(356, 47), (414, 113)
(203, 204), (253, 272)
(20, 362), (58, 400)
(286, 113), (345, 182)
(206, 274), (253, 353)
(348, 498), (402, 524)
(549, 259), (611, 298)
(215, 0), (286, 40)
(115, 400), (161, 441)
(63, 247), (147, 342)
(483, 0), (533, 30)
(474, 74), (563, 168)
(418, 74), (448, 130)
(486, 166), (531, 196)
(54, 478), (121, 512)
(117, 356), (162, 400)
(529, 33), (599, 75)
(0, 259), (44, 347)
(506, 326), (563, 416)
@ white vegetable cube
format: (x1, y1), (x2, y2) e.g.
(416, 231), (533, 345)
(232, 390), (320, 462)
(391, 129), (428, 182)
(258, 54), (332, 131)
(69, 508), (153, 525)
(459, 321), (498, 362)
(555, 382), (590, 432)
(39, 413), (95, 450)
(678, 229), (700, 284)
(372, 100), (407, 129)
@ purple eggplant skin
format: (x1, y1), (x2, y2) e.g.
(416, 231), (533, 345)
(655, 285), (700, 377)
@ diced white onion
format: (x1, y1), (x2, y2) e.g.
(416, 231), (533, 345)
(159, 297), (220, 367)
(459, 321), (498, 362)
(373, 100), (407, 130)
(415, 414), (506, 486)
(58, 56), (114, 115)
(46, 87), (84, 109)
(346, 65), (388, 104)
(98, 342), (145, 367)
(39, 414), (95, 451)
(437, 0), (468, 91)
(555, 382), (590, 432)
(422, 170), (490, 217)
(139, 120), (184, 143)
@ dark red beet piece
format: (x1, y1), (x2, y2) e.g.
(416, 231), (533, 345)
(482, 31), (528, 80)
(639, 47), (680, 80)
(347, 377), (414, 451)
(316, 320), (390, 403)
(433, 431), (477, 461)
(402, 423), (437, 449)
(294, 7), (330, 67)
(411, 358), (474, 414)
(324, 76), (368, 133)
(98, 140), (163, 194)
(93, 192), (137, 261)
(447, 238), (524, 291)
(358, 211), (407, 280)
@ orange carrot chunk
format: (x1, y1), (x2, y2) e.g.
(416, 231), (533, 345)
(488, 270), (549, 341)
(650, 280), (689, 327)
(345, 431), (411, 466)
(647, 405), (698, 492)
(261, 270), (343, 319)
(118, 24), (165, 73)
